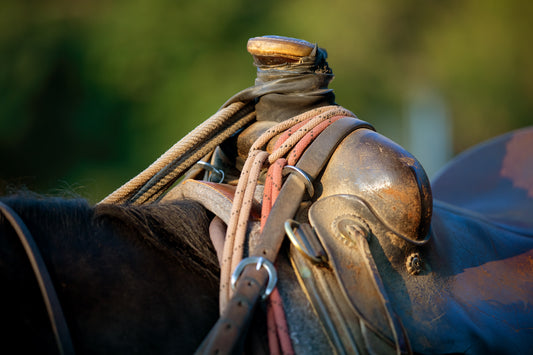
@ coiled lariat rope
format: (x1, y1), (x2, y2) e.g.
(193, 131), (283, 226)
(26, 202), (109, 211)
(220, 105), (357, 355)
(99, 101), (255, 205)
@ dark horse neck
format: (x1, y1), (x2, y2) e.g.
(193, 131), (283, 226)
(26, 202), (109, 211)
(0, 196), (219, 354)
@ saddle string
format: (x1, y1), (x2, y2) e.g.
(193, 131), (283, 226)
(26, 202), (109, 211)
(219, 106), (356, 353)
(99, 101), (254, 205)
(0, 201), (75, 355)
(198, 116), (369, 354)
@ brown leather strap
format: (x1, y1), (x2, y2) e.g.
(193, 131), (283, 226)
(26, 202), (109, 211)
(0, 201), (75, 355)
(196, 117), (374, 354)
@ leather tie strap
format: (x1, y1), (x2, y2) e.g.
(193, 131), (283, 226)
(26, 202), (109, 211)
(196, 117), (374, 354)
(0, 201), (75, 355)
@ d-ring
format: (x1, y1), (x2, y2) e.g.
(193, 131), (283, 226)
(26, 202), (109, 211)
(282, 165), (314, 198)
(284, 219), (328, 264)
(196, 161), (225, 183)
(231, 256), (277, 300)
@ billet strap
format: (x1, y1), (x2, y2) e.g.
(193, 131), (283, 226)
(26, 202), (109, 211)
(0, 201), (75, 355)
(196, 117), (374, 354)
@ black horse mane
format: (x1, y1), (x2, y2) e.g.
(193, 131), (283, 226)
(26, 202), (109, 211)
(95, 200), (220, 281)
(1, 193), (220, 282)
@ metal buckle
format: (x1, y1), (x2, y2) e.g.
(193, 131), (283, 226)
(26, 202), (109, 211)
(196, 161), (225, 183)
(282, 165), (314, 198)
(231, 256), (277, 300)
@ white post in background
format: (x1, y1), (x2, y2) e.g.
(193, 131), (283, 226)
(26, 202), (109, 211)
(406, 88), (452, 180)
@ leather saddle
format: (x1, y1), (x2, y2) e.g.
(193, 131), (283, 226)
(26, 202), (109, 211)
(101, 34), (532, 353)
(170, 125), (533, 354)
(291, 126), (533, 354)
(161, 35), (533, 354)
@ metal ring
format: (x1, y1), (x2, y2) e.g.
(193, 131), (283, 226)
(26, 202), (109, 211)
(282, 165), (314, 197)
(196, 161), (225, 183)
(284, 219), (325, 264)
(231, 256), (277, 300)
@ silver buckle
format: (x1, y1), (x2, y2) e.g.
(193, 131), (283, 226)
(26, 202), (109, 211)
(196, 161), (225, 183)
(231, 256), (277, 300)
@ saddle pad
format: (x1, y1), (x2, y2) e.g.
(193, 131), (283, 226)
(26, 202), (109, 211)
(431, 127), (533, 235)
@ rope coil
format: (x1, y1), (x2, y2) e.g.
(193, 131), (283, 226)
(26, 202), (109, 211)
(99, 101), (254, 205)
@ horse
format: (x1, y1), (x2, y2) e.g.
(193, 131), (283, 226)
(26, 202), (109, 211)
(0, 195), (220, 354)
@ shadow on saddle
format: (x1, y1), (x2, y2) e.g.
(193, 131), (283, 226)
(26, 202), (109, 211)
(103, 35), (533, 355)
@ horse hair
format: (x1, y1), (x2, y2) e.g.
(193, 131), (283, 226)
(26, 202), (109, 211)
(94, 200), (220, 282)
(1, 193), (220, 283)
(1, 193), (222, 353)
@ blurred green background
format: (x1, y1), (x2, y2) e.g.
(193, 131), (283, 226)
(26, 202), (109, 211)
(1, 0), (532, 203)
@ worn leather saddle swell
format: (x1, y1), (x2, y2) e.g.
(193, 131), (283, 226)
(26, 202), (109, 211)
(353, 126), (533, 354)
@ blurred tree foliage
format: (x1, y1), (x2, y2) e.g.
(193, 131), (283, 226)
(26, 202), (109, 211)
(1, 0), (532, 202)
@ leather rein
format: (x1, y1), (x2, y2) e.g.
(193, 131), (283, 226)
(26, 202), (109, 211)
(0, 201), (74, 355)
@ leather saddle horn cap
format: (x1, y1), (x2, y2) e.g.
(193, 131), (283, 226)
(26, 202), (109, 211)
(247, 35), (315, 62)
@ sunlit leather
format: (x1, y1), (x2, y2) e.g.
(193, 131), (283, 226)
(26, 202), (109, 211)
(317, 127), (433, 245)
